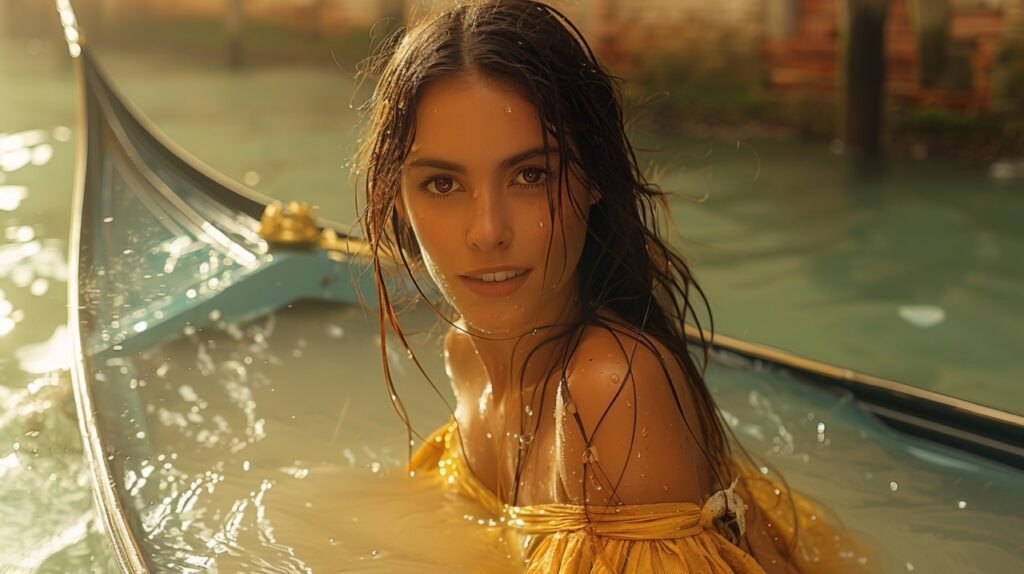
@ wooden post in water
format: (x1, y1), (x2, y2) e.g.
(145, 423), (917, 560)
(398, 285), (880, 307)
(841, 0), (889, 158)
(226, 0), (245, 69)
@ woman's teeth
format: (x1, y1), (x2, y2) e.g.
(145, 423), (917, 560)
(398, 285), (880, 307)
(472, 270), (525, 282)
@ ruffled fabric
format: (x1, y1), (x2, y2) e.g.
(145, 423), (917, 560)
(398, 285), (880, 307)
(410, 419), (769, 573)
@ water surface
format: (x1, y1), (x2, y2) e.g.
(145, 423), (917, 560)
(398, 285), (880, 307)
(1, 29), (1022, 573)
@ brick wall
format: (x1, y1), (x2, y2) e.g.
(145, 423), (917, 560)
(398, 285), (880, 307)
(77, 0), (765, 70)
(762, 0), (1024, 111)
(580, 0), (765, 74)
(96, 0), (385, 30)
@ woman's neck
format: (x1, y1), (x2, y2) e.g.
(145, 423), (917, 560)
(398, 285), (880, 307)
(461, 295), (583, 405)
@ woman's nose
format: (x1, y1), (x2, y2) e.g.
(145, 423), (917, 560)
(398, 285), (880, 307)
(466, 187), (512, 251)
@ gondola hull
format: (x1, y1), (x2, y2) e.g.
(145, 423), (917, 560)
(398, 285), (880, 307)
(68, 48), (1024, 573)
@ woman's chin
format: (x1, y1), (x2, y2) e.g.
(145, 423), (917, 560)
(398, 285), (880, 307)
(457, 310), (531, 338)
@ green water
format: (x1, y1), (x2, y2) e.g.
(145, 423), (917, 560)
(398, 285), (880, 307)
(1, 22), (1022, 573)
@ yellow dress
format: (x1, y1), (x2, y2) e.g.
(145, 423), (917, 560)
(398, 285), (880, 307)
(409, 419), (872, 573)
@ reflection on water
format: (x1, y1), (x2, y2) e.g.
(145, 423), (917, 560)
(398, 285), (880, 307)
(712, 356), (1024, 572)
(16, 326), (71, 374)
(0, 119), (108, 570)
(0, 18), (1021, 571)
(97, 303), (517, 572)
(0, 186), (29, 211)
(75, 302), (1024, 572)
(0, 129), (56, 173)
(55, 0), (82, 59)
(0, 370), (114, 573)
(659, 137), (1024, 413)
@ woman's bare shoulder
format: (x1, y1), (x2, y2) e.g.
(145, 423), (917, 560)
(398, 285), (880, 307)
(555, 314), (712, 506)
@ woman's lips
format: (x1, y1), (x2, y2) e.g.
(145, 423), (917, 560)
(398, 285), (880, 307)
(459, 270), (530, 298)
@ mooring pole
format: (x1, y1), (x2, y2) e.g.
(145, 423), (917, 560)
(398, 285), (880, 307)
(841, 0), (889, 158)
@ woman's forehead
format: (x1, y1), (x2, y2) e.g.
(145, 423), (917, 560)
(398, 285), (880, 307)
(408, 74), (550, 165)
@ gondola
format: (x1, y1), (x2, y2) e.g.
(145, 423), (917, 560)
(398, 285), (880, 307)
(68, 43), (1024, 574)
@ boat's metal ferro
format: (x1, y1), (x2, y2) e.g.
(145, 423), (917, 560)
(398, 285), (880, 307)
(258, 200), (321, 247)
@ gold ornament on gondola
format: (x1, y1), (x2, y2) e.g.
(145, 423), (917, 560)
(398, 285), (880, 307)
(258, 200), (320, 247)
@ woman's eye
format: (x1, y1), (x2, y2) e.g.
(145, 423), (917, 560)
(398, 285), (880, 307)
(513, 167), (548, 186)
(422, 176), (462, 196)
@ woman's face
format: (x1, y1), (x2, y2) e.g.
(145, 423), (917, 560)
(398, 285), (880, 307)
(398, 73), (596, 337)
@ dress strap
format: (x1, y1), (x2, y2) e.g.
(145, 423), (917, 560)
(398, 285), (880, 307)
(699, 477), (748, 541)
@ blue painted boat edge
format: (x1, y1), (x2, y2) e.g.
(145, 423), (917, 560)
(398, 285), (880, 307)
(694, 329), (1024, 471)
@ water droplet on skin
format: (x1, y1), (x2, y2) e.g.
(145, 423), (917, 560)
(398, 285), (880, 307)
(513, 304), (521, 311)
(566, 400), (578, 415)
(538, 221), (544, 228)
(636, 450), (642, 458)
(519, 433), (534, 447)
(610, 374), (619, 384)
(582, 446), (598, 463)
(505, 105), (513, 113)
(472, 189), (480, 199)
(625, 400), (632, 408)
(640, 427), (649, 438)
(662, 484), (669, 492)
(525, 405), (534, 416)
(639, 473), (645, 480)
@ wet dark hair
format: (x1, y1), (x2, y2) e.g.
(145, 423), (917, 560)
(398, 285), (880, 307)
(354, 0), (797, 565)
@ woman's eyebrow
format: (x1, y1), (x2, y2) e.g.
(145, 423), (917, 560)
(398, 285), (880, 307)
(406, 146), (560, 173)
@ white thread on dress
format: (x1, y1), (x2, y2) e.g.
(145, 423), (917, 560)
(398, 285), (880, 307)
(700, 477), (748, 539)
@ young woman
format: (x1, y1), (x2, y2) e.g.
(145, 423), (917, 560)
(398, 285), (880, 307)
(355, 1), (867, 572)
